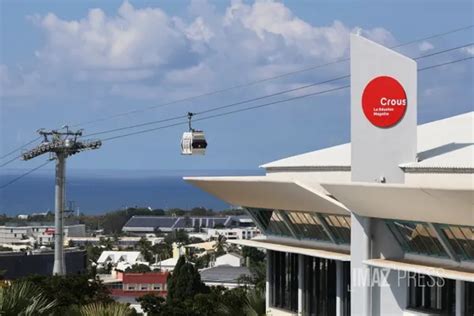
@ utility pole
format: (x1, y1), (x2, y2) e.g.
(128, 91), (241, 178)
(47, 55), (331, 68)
(22, 126), (101, 275)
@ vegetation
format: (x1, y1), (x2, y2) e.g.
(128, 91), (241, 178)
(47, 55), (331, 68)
(68, 302), (135, 316)
(20, 274), (112, 315)
(167, 256), (208, 303)
(0, 275), (137, 316)
(0, 280), (57, 315)
(125, 264), (151, 273)
(133, 254), (266, 316)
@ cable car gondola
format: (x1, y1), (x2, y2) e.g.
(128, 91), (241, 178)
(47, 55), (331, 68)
(181, 112), (208, 155)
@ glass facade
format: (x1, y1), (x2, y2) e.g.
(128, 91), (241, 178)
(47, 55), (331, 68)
(385, 220), (449, 258)
(408, 272), (455, 315)
(246, 208), (293, 237)
(438, 225), (474, 261)
(320, 214), (351, 244)
(268, 250), (351, 315)
(246, 208), (351, 245)
(302, 256), (351, 316)
(465, 282), (474, 315)
(268, 251), (298, 312)
(285, 211), (330, 241)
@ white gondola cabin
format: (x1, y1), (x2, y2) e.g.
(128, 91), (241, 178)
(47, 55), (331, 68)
(181, 113), (208, 155)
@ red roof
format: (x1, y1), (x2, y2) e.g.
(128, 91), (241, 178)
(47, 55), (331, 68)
(122, 272), (169, 284)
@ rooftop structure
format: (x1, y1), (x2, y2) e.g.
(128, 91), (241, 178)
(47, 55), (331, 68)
(0, 224), (86, 248)
(105, 271), (169, 298)
(0, 249), (86, 279)
(200, 265), (252, 289)
(97, 251), (144, 267)
(122, 215), (254, 234)
(185, 35), (474, 316)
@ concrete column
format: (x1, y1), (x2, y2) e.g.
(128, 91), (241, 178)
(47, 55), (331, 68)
(455, 280), (465, 316)
(298, 254), (304, 315)
(53, 153), (66, 276)
(266, 250), (271, 312)
(350, 213), (372, 316)
(336, 260), (344, 316)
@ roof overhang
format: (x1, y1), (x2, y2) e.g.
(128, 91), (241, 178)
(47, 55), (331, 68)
(184, 176), (348, 215)
(365, 258), (474, 282)
(228, 238), (350, 261)
(321, 182), (474, 226)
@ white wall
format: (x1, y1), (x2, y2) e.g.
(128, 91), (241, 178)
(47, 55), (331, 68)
(215, 254), (242, 267)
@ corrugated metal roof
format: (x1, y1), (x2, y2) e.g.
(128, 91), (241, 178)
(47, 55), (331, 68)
(200, 265), (251, 283)
(262, 112), (473, 171)
(123, 216), (247, 230)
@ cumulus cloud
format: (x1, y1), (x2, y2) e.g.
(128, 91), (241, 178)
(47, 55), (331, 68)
(462, 46), (474, 56)
(6, 0), (399, 101)
(418, 41), (434, 52)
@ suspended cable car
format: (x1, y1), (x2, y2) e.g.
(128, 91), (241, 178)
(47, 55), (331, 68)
(181, 112), (207, 155)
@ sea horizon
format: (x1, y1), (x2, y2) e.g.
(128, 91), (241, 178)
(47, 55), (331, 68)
(0, 168), (263, 216)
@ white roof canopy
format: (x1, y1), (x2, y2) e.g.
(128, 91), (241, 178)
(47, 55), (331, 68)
(262, 112), (473, 172)
(229, 239), (350, 261)
(184, 176), (348, 215)
(365, 258), (474, 282)
(321, 182), (474, 226)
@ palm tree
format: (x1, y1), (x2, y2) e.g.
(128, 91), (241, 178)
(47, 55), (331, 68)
(69, 302), (133, 316)
(0, 281), (57, 316)
(213, 234), (227, 256)
(99, 237), (114, 250)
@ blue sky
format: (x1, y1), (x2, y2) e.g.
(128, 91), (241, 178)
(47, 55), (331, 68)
(1, 0), (473, 171)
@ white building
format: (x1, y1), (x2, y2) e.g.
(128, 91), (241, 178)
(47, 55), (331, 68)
(65, 236), (163, 248)
(0, 224), (86, 247)
(185, 35), (473, 316)
(206, 227), (259, 240)
(97, 251), (144, 268)
(215, 253), (244, 267)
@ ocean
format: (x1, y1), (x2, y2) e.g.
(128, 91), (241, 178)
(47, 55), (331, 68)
(0, 169), (263, 215)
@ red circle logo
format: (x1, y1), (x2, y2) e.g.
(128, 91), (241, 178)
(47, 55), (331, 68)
(362, 76), (407, 128)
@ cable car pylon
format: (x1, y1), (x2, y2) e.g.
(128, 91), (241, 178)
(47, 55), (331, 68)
(21, 126), (101, 275)
(181, 112), (208, 155)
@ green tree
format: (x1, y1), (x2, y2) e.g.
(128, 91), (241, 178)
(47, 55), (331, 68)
(244, 289), (266, 316)
(136, 294), (165, 315)
(137, 237), (153, 262)
(164, 229), (190, 245)
(99, 237), (114, 250)
(213, 234), (227, 256)
(151, 243), (172, 261)
(166, 256), (208, 303)
(242, 247), (265, 265)
(125, 264), (151, 273)
(216, 287), (247, 316)
(0, 281), (57, 316)
(21, 274), (112, 315)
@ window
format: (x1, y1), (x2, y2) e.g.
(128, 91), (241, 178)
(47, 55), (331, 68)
(407, 273), (455, 315)
(269, 250), (298, 312)
(285, 211), (330, 241)
(320, 214), (351, 244)
(386, 220), (448, 258)
(127, 284), (136, 290)
(153, 284), (162, 290)
(437, 224), (473, 261)
(466, 282), (474, 315)
(246, 208), (292, 237)
(303, 256), (336, 316)
(140, 285), (149, 291)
